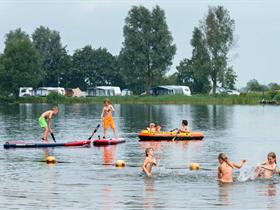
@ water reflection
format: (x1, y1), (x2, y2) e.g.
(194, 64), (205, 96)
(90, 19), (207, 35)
(218, 182), (233, 206)
(143, 178), (155, 210)
(102, 146), (116, 165)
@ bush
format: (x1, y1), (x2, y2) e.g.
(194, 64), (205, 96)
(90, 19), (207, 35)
(267, 91), (278, 100)
(46, 92), (65, 103)
(273, 92), (280, 102)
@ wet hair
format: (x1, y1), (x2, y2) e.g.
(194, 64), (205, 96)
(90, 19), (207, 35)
(104, 98), (111, 105)
(182, 120), (188, 126)
(145, 147), (153, 157)
(268, 152), (277, 164)
(218, 153), (233, 168)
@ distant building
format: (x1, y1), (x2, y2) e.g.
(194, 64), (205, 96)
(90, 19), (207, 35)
(19, 87), (34, 97)
(151, 85), (191, 96)
(87, 86), (121, 97)
(65, 88), (86, 97)
(121, 89), (133, 96)
(35, 87), (65, 96)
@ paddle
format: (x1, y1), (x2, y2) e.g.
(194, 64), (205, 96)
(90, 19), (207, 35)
(50, 132), (56, 142)
(88, 124), (101, 140)
(172, 130), (180, 141)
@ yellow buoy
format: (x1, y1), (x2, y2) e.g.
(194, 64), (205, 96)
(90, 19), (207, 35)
(46, 156), (56, 164)
(115, 160), (125, 168)
(189, 163), (200, 170)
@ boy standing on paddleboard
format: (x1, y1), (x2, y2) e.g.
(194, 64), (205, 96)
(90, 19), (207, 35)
(39, 106), (59, 141)
(100, 98), (117, 139)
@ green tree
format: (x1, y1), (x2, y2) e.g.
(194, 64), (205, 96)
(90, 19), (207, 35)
(0, 29), (42, 96)
(70, 46), (93, 90)
(32, 26), (69, 87)
(222, 66), (237, 90)
(177, 27), (211, 93)
(201, 6), (236, 93)
(70, 46), (123, 90)
(119, 5), (176, 94)
(89, 48), (124, 87)
(246, 79), (263, 92)
(268, 83), (280, 91)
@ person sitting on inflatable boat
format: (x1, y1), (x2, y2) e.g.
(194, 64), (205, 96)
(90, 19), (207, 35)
(175, 120), (189, 133)
(147, 123), (161, 132)
(147, 123), (156, 132)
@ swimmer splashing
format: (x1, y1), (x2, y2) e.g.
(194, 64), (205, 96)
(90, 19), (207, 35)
(217, 153), (246, 183)
(253, 152), (277, 179)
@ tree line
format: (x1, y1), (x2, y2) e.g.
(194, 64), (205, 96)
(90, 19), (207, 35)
(0, 5), (237, 96)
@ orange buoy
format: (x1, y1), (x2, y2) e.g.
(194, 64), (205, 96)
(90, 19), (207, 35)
(115, 160), (125, 168)
(189, 163), (200, 170)
(46, 156), (56, 164)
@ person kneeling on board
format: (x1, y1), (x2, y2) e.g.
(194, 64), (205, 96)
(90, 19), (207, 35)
(39, 106), (59, 141)
(142, 147), (157, 177)
(100, 98), (118, 140)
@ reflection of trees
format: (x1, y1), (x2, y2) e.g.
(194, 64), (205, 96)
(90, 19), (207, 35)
(120, 104), (194, 132)
(190, 105), (233, 131)
(120, 103), (233, 132)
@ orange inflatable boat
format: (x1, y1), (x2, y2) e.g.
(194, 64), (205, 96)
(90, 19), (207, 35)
(138, 130), (204, 141)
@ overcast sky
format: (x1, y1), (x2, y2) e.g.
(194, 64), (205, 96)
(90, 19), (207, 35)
(0, 0), (279, 87)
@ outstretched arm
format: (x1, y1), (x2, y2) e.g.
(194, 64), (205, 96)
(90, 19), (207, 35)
(48, 112), (53, 132)
(232, 160), (246, 169)
(260, 164), (276, 172)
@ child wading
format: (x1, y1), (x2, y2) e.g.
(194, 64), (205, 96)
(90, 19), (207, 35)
(254, 152), (277, 179)
(217, 153), (246, 183)
(100, 98), (117, 139)
(39, 106), (59, 141)
(142, 147), (157, 177)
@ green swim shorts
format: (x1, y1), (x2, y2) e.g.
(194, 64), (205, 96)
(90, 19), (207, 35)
(39, 116), (47, 128)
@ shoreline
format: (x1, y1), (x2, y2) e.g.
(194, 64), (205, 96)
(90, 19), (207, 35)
(0, 93), (273, 105)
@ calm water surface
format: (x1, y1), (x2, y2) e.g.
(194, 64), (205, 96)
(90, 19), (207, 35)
(1, 104), (280, 209)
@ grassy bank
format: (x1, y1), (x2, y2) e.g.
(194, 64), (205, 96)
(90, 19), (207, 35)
(0, 92), (270, 105)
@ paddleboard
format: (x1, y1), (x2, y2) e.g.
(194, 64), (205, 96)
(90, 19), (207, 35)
(93, 138), (126, 146)
(3, 140), (91, 149)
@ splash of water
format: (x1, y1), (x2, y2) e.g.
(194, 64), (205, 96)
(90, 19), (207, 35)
(238, 164), (261, 182)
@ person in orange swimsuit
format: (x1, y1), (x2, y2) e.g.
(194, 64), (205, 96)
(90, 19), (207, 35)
(100, 98), (117, 139)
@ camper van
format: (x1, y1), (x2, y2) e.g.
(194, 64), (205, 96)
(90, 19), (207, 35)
(35, 87), (65, 96)
(19, 87), (34, 97)
(121, 89), (133, 96)
(151, 85), (191, 96)
(87, 86), (121, 97)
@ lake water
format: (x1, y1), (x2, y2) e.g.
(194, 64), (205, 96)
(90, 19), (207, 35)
(1, 103), (280, 209)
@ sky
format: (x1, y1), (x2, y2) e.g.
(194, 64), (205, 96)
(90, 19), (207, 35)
(0, 0), (279, 88)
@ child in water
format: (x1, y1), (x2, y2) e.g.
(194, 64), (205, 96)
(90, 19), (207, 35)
(39, 106), (59, 141)
(254, 152), (277, 179)
(142, 147), (157, 177)
(217, 153), (246, 183)
(100, 98), (117, 139)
